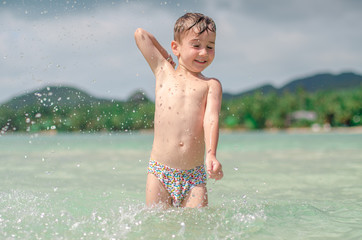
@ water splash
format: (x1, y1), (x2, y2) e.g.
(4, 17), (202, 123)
(0, 190), (267, 239)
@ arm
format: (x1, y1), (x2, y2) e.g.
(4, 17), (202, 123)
(204, 79), (223, 180)
(134, 28), (175, 74)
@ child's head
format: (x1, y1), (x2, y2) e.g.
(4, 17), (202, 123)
(174, 13), (216, 43)
(172, 13), (216, 73)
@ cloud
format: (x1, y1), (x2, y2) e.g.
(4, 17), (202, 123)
(0, 0), (362, 103)
(205, 0), (362, 87)
(0, 2), (177, 102)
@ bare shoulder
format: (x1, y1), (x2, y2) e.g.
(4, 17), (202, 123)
(206, 77), (222, 95)
(204, 77), (222, 112)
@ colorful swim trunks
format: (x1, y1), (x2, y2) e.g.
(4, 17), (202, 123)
(148, 159), (207, 207)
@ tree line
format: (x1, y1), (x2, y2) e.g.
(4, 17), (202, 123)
(0, 87), (361, 134)
(220, 87), (361, 129)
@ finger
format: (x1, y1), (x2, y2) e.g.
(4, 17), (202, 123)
(211, 168), (223, 180)
(216, 170), (223, 180)
(211, 161), (220, 173)
(211, 173), (222, 181)
(205, 161), (212, 175)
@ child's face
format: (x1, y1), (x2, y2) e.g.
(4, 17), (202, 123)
(176, 28), (216, 74)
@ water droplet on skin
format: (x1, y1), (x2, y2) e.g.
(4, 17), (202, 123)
(179, 141), (184, 147)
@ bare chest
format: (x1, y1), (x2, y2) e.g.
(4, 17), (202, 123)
(155, 75), (209, 106)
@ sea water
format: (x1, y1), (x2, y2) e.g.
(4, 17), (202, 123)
(0, 132), (361, 239)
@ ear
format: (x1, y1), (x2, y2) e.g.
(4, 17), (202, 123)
(171, 40), (180, 58)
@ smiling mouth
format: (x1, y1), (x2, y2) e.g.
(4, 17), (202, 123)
(195, 59), (207, 64)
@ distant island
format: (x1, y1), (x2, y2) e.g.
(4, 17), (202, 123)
(0, 72), (361, 134)
(223, 72), (362, 99)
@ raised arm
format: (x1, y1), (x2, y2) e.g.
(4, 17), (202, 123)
(204, 79), (223, 180)
(134, 28), (175, 74)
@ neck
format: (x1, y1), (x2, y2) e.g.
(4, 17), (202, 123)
(176, 64), (204, 78)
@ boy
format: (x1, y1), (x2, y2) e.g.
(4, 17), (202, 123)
(135, 13), (223, 208)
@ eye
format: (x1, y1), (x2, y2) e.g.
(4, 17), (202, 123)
(207, 46), (214, 50)
(192, 44), (200, 48)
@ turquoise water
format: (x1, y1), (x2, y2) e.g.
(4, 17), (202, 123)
(0, 132), (361, 239)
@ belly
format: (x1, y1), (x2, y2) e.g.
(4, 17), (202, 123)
(151, 122), (205, 170)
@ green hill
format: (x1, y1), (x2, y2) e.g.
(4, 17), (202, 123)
(280, 72), (362, 93)
(0, 72), (361, 133)
(0, 86), (153, 133)
(2, 72), (361, 107)
(1, 86), (113, 110)
(223, 72), (362, 100)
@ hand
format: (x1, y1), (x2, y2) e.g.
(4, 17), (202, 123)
(205, 155), (223, 180)
(166, 54), (176, 69)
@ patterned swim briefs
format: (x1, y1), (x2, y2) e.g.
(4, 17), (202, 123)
(147, 159), (207, 207)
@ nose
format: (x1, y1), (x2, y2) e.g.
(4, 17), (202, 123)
(199, 47), (208, 57)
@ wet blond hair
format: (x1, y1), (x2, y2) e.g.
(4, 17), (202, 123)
(174, 13), (216, 43)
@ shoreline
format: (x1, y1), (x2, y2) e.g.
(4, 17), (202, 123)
(2, 126), (362, 136)
(220, 126), (362, 134)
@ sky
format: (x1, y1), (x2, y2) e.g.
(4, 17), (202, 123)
(1, 0), (362, 103)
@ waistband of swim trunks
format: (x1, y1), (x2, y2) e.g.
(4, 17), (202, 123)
(149, 158), (205, 172)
